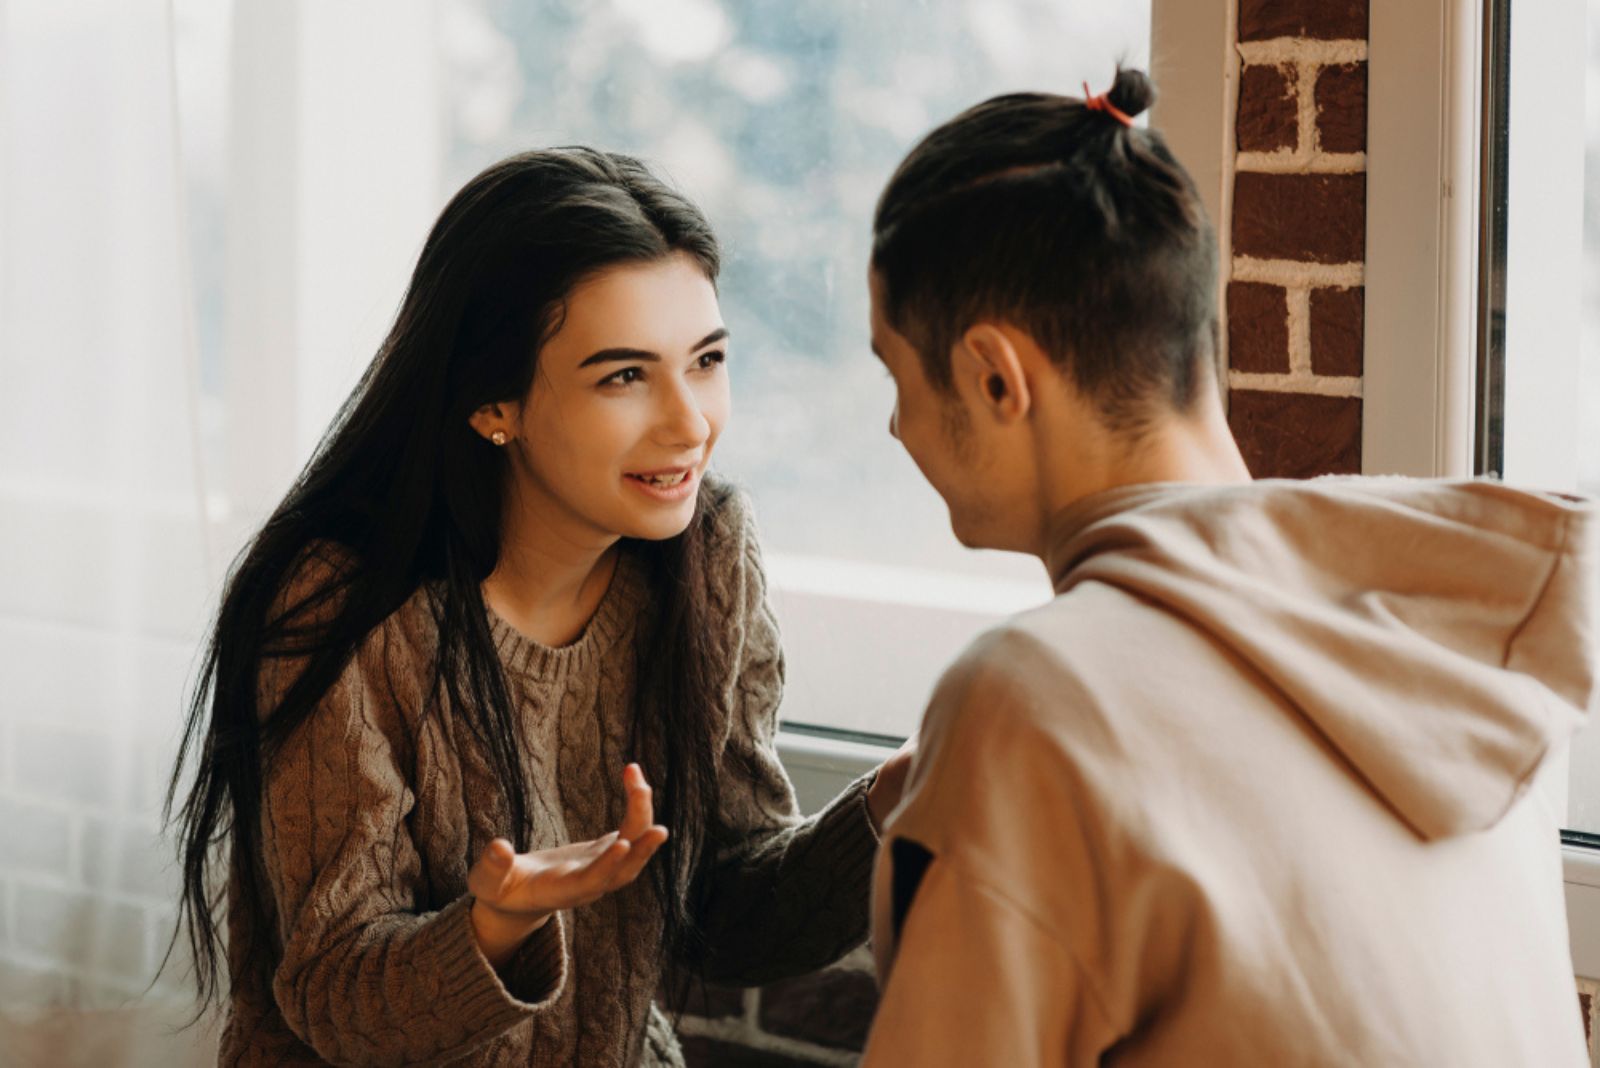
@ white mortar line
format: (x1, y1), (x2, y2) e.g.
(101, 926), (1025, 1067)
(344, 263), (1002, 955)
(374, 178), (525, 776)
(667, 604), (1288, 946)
(1238, 38), (1367, 66)
(1295, 59), (1318, 160)
(1232, 257), (1364, 288)
(1229, 371), (1363, 397)
(1236, 150), (1366, 174)
(1285, 288), (1313, 376)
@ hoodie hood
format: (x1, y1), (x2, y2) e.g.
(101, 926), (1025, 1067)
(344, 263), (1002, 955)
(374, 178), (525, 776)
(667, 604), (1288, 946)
(1045, 477), (1598, 841)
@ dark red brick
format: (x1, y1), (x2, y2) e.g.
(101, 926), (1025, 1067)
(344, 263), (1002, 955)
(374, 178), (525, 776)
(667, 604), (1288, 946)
(1239, 0), (1368, 42)
(1228, 390), (1361, 478)
(1233, 173), (1366, 264)
(679, 1036), (820, 1068)
(759, 967), (879, 1051)
(1228, 282), (1291, 373)
(1309, 286), (1364, 376)
(659, 976), (745, 1020)
(1315, 63), (1368, 153)
(1237, 65), (1298, 153)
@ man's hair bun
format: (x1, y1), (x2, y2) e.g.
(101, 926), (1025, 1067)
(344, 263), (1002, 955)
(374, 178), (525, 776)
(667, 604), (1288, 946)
(1104, 67), (1156, 121)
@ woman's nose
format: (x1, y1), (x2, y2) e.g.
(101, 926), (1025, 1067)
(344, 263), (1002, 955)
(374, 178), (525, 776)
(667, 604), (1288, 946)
(657, 378), (711, 448)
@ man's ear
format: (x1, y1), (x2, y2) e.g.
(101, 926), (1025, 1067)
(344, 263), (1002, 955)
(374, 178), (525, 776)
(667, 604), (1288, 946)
(956, 323), (1032, 425)
(468, 400), (520, 444)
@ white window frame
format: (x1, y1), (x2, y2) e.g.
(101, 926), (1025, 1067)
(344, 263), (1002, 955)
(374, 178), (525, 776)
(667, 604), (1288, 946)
(1366, 0), (1594, 971)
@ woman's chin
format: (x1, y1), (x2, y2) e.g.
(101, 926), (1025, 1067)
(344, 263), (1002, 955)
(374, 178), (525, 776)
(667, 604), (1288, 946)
(618, 499), (699, 542)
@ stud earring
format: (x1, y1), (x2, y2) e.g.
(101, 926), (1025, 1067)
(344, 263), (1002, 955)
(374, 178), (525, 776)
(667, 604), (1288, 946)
(491, 430), (508, 446)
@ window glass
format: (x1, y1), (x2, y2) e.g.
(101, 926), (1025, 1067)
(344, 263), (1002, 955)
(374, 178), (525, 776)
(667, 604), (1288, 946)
(445, 0), (1152, 579)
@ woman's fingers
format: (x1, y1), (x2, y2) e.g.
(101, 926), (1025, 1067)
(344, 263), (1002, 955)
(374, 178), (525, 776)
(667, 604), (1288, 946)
(607, 825), (669, 889)
(466, 837), (520, 904)
(618, 763), (654, 843)
(468, 773), (669, 912)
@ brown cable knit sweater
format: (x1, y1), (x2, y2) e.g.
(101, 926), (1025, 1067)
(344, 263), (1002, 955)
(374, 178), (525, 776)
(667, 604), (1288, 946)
(217, 486), (879, 1066)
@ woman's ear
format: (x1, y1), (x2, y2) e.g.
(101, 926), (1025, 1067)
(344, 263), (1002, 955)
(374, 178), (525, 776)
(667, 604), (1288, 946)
(468, 401), (519, 444)
(957, 323), (1032, 425)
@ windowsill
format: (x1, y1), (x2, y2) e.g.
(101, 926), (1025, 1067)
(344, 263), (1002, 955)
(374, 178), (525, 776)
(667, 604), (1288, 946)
(777, 724), (899, 816)
(1565, 845), (1600, 979)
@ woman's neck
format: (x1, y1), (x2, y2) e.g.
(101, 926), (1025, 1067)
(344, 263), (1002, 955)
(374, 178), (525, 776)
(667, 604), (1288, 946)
(483, 481), (622, 648)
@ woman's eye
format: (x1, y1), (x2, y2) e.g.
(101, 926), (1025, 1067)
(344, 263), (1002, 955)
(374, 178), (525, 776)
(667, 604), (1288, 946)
(696, 350), (727, 370)
(601, 367), (644, 387)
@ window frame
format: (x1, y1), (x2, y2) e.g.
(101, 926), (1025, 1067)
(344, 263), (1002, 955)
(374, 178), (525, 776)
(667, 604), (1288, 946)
(1368, 0), (1595, 968)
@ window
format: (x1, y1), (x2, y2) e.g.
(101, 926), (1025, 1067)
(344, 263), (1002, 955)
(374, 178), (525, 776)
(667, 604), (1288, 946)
(1553, 0), (1600, 834)
(1474, 0), (1594, 834)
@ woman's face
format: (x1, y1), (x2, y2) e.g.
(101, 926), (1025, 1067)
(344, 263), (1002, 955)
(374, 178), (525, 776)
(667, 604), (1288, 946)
(497, 252), (730, 545)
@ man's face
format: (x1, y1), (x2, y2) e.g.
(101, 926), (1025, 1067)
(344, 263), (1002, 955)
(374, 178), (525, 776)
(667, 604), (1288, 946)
(869, 269), (1014, 550)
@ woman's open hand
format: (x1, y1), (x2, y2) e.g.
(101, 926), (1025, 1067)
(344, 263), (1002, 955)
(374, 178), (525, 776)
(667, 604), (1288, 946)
(467, 763), (669, 967)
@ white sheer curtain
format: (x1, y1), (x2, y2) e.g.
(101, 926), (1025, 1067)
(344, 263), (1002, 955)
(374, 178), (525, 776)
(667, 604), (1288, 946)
(0, 1), (442, 1062)
(0, 0), (217, 1063)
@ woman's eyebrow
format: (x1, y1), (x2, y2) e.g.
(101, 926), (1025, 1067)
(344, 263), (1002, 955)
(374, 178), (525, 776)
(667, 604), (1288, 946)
(578, 327), (730, 368)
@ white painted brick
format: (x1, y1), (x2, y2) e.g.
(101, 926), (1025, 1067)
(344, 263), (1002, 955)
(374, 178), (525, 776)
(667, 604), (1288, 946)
(0, 620), (124, 729)
(11, 723), (123, 810)
(127, 734), (183, 816)
(0, 796), (75, 880)
(0, 952), (74, 1006)
(81, 818), (180, 903)
(0, 618), (197, 738)
(0, 490), (211, 640)
(145, 904), (189, 993)
(13, 883), (150, 983)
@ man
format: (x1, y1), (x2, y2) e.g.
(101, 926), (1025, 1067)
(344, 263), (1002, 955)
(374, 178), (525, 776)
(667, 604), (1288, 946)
(860, 71), (1595, 1066)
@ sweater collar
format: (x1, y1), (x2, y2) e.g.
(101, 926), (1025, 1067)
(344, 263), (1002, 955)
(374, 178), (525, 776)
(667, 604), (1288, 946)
(485, 545), (648, 679)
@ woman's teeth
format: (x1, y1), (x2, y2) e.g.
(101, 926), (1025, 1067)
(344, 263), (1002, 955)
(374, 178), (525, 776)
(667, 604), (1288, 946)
(634, 472), (687, 487)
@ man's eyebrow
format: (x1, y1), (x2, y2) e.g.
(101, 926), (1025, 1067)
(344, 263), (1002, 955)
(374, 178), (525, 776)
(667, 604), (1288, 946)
(578, 327), (730, 369)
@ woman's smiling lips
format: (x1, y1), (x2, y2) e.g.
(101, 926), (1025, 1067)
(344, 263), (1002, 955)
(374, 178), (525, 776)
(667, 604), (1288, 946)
(623, 465), (699, 502)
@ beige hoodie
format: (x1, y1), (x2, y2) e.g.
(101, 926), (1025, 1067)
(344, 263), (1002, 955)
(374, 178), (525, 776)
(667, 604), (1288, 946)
(863, 478), (1597, 1067)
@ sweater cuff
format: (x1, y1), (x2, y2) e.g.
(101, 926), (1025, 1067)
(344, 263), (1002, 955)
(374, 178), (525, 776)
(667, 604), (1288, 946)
(812, 771), (882, 895)
(504, 910), (568, 1005)
(431, 896), (568, 1031)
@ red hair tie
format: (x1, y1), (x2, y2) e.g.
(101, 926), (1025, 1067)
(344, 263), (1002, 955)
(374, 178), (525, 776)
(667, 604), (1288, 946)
(1082, 81), (1134, 128)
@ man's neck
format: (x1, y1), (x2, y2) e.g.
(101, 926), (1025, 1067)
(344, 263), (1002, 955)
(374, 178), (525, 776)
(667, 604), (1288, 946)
(1032, 395), (1252, 552)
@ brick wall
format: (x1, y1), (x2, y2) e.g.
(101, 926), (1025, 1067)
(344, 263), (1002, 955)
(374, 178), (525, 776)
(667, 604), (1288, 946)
(0, 635), (210, 1060)
(1227, 0), (1368, 478)
(0, 714), (191, 1010)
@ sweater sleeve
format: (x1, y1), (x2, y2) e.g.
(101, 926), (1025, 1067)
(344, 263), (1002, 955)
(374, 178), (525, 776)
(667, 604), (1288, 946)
(255, 567), (568, 1066)
(685, 489), (880, 985)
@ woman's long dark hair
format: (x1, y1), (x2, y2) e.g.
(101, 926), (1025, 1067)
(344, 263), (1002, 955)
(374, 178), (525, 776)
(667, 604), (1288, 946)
(165, 147), (728, 1008)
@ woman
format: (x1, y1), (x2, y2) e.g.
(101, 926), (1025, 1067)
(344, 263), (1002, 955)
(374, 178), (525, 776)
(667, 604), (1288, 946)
(168, 147), (910, 1066)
